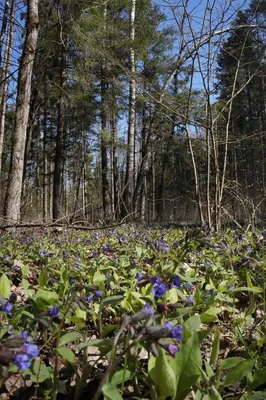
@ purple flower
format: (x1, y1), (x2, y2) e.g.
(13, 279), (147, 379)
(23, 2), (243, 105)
(0, 302), (13, 316)
(165, 343), (180, 358)
(136, 272), (143, 281)
(228, 285), (234, 291)
(48, 304), (59, 318)
(163, 321), (174, 330)
(20, 330), (28, 339)
(91, 252), (97, 258)
(187, 295), (194, 304)
(170, 324), (184, 340)
(95, 291), (102, 298)
(94, 232), (99, 240)
(206, 261), (211, 267)
(151, 276), (161, 285)
(172, 276), (181, 289)
(152, 283), (168, 299)
(119, 236), (125, 243)
(40, 250), (47, 257)
(23, 344), (39, 358)
(247, 247), (252, 253)
(87, 295), (93, 303)
(142, 303), (155, 316)
(102, 244), (111, 251)
(14, 354), (31, 370)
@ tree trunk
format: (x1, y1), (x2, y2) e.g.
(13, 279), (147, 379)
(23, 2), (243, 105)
(100, 3), (110, 221)
(0, 0), (10, 69)
(123, 0), (136, 217)
(0, 0), (15, 172)
(4, 0), (39, 223)
(53, 45), (66, 221)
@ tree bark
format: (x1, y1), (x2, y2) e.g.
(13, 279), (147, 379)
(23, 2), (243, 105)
(4, 0), (39, 223)
(123, 0), (136, 216)
(0, 0), (10, 69)
(0, 0), (15, 172)
(53, 45), (66, 221)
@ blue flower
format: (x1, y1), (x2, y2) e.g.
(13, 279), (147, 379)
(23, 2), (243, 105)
(152, 283), (168, 298)
(14, 354), (31, 370)
(40, 249), (47, 257)
(136, 272), (143, 281)
(102, 244), (111, 251)
(142, 303), (155, 316)
(151, 276), (161, 285)
(94, 232), (99, 240)
(48, 304), (59, 318)
(119, 236), (125, 243)
(95, 291), (102, 298)
(164, 343), (180, 358)
(172, 276), (181, 289)
(91, 252), (97, 258)
(87, 295), (93, 303)
(0, 302), (13, 316)
(163, 321), (174, 330)
(170, 324), (184, 340)
(187, 295), (194, 304)
(20, 330), (28, 339)
(23, 344), (39, 358)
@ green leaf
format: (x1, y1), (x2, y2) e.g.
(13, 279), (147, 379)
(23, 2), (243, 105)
(59, 332), (82, 346)
(0, 274), (10, 298)
(102, 383), (123, 400)
(200, 314), (217, 323)
(93, 270), (106, 284)
(56, 347), (75, 363)
(185, 314), (201, 332)
(233, 287), (263, 293)
(36, 289), (58, 303)
(223, 359), (255, 386)
(110, 369), (132, 385)
(210, 329), (220, 364)
(30, 359), (52, 383)
(148, 346), (177, 398)
(102, 324), (120, 337)
(204, 307), (222, 315)
(220, 357), (245, 369)
(102, 295), (124, 306)
(170, 332), (202, 399)
(21, 264), (30, 276)
(75, 309), (86, 321)
(38, 270), (48, 287)
(135, 246), (143, 258)
(249, 368), (266, 391)
(204, 360), (215, 378)
(249, 391), (266, 400)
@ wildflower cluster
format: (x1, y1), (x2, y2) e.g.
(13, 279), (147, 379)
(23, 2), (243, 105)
(0, 331), (39, 371)
(126, 304), (184, 358)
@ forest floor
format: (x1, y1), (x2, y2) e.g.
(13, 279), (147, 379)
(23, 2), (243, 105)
(0, 225), (265, 399)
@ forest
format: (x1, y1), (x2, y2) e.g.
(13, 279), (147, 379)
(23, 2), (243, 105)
(1, 1), (266, 400)
(1, 0), (266, 229)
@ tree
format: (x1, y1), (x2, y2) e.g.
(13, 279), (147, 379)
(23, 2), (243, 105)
(4, 0), (39, 223)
